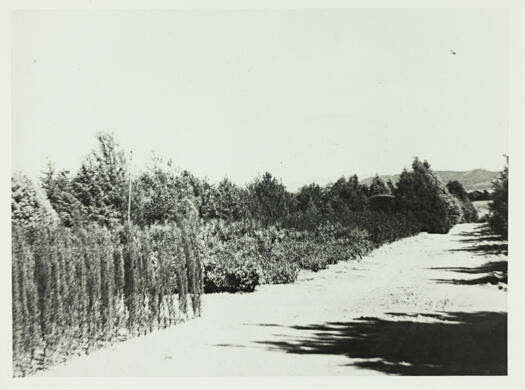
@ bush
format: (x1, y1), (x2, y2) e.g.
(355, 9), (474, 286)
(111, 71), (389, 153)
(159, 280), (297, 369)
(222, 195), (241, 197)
(199, 221), (262, 293)
(488, 165), (508, 238)
(395, 159), (456, 234)
(447, 180), (478, 223)
(204, 240), (262, 293)
(199, 220), (379, 292)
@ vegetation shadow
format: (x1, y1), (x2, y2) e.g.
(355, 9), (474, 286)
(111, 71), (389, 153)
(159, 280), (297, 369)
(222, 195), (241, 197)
(431, 224), (508, 285)
(454, 225), (489, 237)
(450, 243), (508, 256)
(254, 312), (507, 375)
(451, 224), (507, 256)
(431, 261), (507, 286)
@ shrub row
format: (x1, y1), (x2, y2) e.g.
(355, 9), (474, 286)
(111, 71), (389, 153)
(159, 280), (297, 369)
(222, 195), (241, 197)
(12, 221), (202, 377)
(198, 210), (420, 294)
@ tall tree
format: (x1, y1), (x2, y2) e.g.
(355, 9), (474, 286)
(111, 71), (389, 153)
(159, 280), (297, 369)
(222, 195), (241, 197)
(41, 162), (83, 227)
(295, 183), (326, 213)
(71, 132), (129, 227)
(134, 157), (200, 226)
(395, 158), (460, 233)
(215, 178), (249, 221)
(326, 175), (368, 213)
(12, 171), (58, 229)
(368, 175), (389, 196)
(247, 172), (292, 223)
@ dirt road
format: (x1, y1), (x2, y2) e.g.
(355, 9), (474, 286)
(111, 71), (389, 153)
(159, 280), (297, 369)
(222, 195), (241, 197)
(38, 223), (507, 376)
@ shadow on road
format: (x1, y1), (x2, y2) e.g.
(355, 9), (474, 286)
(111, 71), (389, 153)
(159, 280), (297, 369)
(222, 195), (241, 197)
(431, 261), (508, 286)
(451, 224), (508, 256)
(251, 311), (507, 375)
(450, 243), (508, 256)
(454, 224), (493, 238)
(430, 224), (508, 286)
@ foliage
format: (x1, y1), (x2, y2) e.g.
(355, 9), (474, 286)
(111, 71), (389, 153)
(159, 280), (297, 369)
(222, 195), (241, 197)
(199, 221), (262, 292)
(69, 132), (129, 227)
(215, 178), (249, 221)
(395, 159), (458, 234)
(246, 172), (293, 224)
(295, 183), (327, 214)
(12, 171), (58, 230)
(133, 157), (201, 226)
(488, 165), (508, 238)
(14, 130), (471, 376)
(41, 163), (84, 227)
(325, 175), (369, 213)
(368, 175), (390, 196)
(446, 180), (478, 222)
(467, 189), (491, 202)
(11, 221), (202, 377)
(197, 210), (419, 294)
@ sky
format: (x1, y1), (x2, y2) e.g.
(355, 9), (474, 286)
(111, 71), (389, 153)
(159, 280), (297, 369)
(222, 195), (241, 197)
(11, 9), (509, 191)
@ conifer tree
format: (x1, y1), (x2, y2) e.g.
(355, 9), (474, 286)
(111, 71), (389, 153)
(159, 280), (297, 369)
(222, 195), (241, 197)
(395, 158), (461, 233)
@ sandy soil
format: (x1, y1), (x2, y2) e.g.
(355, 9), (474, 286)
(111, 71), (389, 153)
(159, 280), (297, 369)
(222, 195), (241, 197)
(38, 223), (507, 376)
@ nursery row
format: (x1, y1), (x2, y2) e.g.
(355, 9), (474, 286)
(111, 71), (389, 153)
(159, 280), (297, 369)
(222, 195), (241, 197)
(199, 211), (421, 293)
(12, 221), (202, 377)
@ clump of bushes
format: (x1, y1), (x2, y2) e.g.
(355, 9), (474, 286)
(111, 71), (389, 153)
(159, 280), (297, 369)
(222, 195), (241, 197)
(447, 180), (478, 223)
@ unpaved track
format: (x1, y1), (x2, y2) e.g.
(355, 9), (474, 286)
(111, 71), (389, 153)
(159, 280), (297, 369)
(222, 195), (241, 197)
(39, 223), (507, 376)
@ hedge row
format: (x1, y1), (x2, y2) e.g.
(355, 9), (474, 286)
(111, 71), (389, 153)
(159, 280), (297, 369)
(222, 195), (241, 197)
(12, 221), (202, 377)
(198, 210), (421, 293)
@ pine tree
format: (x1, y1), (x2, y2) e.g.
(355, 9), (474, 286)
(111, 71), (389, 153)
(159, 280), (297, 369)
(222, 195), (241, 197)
(72, 132), (129, 227)
(368, 175), (389, 196)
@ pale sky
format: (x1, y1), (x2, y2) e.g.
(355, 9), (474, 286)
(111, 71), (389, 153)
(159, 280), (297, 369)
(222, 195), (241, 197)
(12, 9), (509, 191)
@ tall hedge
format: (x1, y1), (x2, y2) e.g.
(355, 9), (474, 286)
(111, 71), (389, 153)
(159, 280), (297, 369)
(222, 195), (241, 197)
(11, 221), (202, 377)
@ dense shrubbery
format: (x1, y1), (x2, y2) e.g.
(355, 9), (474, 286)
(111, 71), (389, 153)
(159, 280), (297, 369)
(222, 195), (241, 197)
(196, 209), (420, 293)
(12, 131), (474, 376)
(467, 189), (491, 202)
(488, 165), (508, 238)
(12, 221), (202, 377)
(394, 159), (462, 234)
(446, 180), (478, 223)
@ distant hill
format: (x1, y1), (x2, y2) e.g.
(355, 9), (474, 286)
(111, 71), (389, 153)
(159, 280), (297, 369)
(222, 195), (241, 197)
(361, 169), (499, 192)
